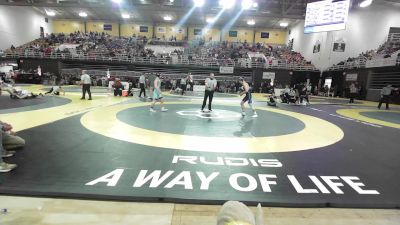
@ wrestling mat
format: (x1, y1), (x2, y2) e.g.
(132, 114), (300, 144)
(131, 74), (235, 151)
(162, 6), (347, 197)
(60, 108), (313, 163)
(0, 85), (399, 208)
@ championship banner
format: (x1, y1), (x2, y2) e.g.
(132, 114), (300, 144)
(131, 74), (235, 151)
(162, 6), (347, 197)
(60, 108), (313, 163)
(333, 43), (346, 52)
(346, 73), (358, 81)
(157, 27), (166, 33)
(219, 67), (234, 74)
(262, 72), (275, 80)
(313, 43), (321, 53)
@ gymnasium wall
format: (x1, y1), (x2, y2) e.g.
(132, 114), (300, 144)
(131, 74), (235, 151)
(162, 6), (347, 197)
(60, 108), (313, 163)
(287, 3), (400, 70)
(0, 6), (53, 51)
(86, 22), (119, 36)
(53, 20), (85, 34)
(188, 27), (221, 42)
(50, 20), (287, 44)
(120, 24), (154, 38)
(154, 25), (186, 41)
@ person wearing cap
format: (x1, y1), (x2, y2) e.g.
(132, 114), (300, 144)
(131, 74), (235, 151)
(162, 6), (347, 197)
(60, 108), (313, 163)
(201, 73), (217, 112)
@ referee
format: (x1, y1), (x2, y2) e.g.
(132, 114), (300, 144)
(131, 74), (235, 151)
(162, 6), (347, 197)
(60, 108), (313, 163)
(80, 70), (92, 100)
(139, 73), (146, 98)
(201, 73), (217, 112)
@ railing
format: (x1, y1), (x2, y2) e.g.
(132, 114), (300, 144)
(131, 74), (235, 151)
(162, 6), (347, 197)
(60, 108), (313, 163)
(388, 33), (400, 42)
(0, 51), (319, 71)
(327, 55), (400, 71)
(60, 68), (245, 82)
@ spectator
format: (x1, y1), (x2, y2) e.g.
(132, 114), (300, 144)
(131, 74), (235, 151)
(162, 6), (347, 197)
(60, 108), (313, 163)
(0, 121), (25, 173)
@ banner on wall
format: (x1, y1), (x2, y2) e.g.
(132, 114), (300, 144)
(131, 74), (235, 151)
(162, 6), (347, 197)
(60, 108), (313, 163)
(313, 43), (321, 53)
(333, 43), (346, 52)
(157, 27), (166, 33)
(139, 26), (149, 33)
(194, 29), (202, 35)
(346, 73), (358, 81)
(262, 72), (275, 80)
(219, 67), (234, 74)
(229, 31), (238, 37)
(261, 32), (270, 38)
(104, 24), (112, 31)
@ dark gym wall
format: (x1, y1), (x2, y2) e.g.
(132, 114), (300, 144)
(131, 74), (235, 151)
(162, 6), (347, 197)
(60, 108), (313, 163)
(18, 58), (61, 76)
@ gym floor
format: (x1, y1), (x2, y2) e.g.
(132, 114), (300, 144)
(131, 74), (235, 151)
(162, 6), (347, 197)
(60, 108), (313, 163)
(0, 85), (399, 224)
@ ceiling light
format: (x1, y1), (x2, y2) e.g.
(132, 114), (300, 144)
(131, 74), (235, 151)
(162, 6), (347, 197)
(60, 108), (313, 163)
(45, 10), (56, 16)
(121, 13), (130, 19)
(242, 0), (253, 10)
(247, 19), (255, 25)
(193, 0), (205, 7)
(280, 22), (288, 27)
(252, 2), (258, 7)
(219, 0), (236, 9)
(206, 17), (216, 23)
(163, 16), (172, 21)
(112, 0), (122, 4)
(359, 0), (373, 7)
(79, 12), (87, 17)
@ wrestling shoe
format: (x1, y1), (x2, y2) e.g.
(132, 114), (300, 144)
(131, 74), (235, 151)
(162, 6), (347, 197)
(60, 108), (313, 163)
(241, 111), (246, 116)
(161, 107), (168, 112)
(1, 150), (16, 158)
(0, 162), (17, 173)
(252, 112), (258, 118)
(149, 108), (156, 112)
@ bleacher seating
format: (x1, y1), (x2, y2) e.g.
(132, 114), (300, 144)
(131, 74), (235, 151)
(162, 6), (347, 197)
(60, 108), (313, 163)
(1, 32), (318, 71)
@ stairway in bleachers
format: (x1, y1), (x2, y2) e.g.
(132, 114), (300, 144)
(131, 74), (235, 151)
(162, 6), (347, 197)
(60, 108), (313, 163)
(368, 71), (400, 89)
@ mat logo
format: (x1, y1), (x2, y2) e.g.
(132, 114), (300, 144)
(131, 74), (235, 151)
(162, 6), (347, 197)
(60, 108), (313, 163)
(176, 109), (242, 120)
(85, 169), (380, 195)
(172, 155), (282, 167)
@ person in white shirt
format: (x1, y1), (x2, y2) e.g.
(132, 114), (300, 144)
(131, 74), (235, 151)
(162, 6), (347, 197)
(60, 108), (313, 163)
(13, 89), (42, 99)
(80, 70), (92, 100)
(188, 73), (194, 91)
(180, 77), (187, 95)
(378, 84), (397, 110)
(349, 83), (358, 104)
(139, 74), (146, 98)
(201, 73), (217, 112)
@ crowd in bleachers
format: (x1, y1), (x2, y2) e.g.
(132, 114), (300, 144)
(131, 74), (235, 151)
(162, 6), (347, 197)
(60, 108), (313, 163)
(5, 32), (156, 59)
(3, 32), (314, 69)
(332, 37), (400, 69)
(189, 41), (313, 66)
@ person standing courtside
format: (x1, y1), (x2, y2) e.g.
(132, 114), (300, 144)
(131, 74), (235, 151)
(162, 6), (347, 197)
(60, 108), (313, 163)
(378, 84), (397, 110)
(349, 83), (358, 104)
(149, 74), (168, 112)
(80, 70), (92, 100)
(139, 73), (146, 98)
(201, 73), (217, 112)
(239, 78), (258, 117)
(180, 76), (187, 95)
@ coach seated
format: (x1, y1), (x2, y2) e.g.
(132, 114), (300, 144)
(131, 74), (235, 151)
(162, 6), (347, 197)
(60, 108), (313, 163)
(112, 78), (124, 96)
